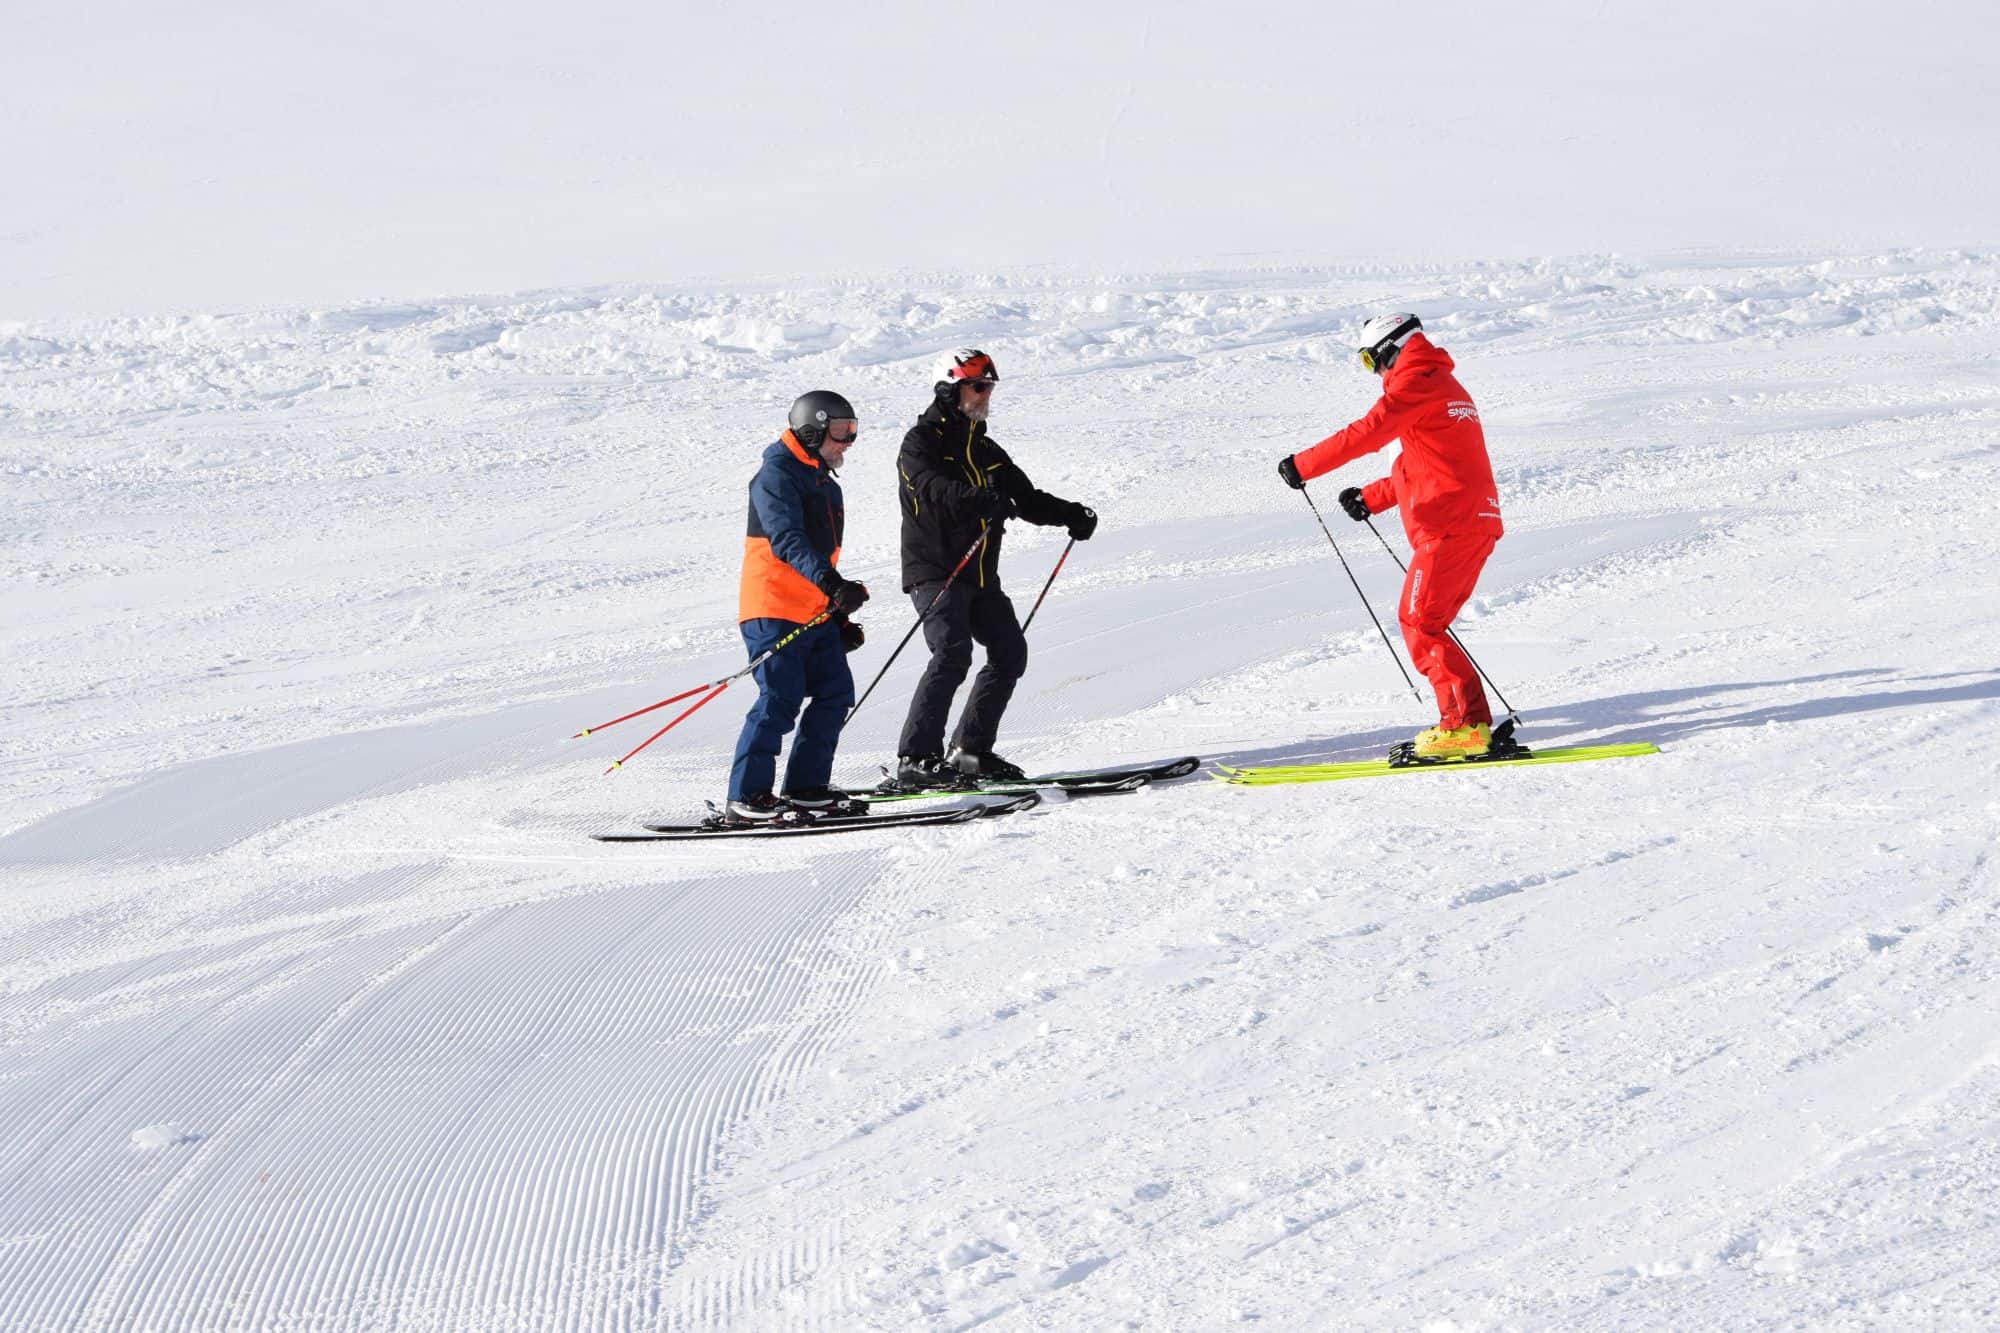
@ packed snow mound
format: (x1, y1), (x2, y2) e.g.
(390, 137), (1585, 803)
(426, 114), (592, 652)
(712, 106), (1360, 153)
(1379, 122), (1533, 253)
(6, 252), (1996, 425)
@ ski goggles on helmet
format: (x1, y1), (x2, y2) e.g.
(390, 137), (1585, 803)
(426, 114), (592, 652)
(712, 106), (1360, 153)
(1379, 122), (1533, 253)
(1358, 316), (1422, 373)
(826, 420), (859, 443)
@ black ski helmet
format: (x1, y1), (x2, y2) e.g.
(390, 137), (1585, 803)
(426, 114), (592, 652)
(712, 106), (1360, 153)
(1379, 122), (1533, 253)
(787, 390), (857, 451)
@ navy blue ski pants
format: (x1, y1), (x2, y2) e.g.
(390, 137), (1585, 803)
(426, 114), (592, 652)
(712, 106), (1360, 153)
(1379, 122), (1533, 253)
(727, 618), (854, 800)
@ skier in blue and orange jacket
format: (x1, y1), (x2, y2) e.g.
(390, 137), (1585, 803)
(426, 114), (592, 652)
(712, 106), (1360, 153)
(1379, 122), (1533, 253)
(1279, 314), (1505, 760)
(726, 390), (870, 822)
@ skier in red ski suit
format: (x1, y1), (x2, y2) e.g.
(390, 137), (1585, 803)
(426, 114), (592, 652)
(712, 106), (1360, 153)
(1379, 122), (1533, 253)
(1278, 313), (1504, 759)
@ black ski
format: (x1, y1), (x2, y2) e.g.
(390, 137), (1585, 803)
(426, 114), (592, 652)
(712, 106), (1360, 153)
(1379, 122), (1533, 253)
(856, 755), (1201, 802)
(596, 792), (1038, 843)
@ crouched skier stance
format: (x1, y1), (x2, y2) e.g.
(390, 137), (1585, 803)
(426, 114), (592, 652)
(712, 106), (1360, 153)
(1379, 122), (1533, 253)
(1280, 314), (1505, 761)
(893, 349), (1097, 788)
(726, 391), (871, 822)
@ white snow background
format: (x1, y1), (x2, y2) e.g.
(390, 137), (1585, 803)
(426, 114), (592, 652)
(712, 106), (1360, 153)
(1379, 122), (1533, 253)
(4, 4), (2000, 1331)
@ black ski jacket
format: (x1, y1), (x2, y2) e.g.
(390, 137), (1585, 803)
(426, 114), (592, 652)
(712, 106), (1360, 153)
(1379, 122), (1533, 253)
(897, 398), (1081, 592)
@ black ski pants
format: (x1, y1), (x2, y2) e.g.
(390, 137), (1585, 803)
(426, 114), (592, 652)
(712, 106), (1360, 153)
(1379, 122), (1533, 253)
(896, 581), (1028, 758)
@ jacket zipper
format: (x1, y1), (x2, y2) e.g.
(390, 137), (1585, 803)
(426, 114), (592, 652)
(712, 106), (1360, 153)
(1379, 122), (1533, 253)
(964, 422), (988, 588)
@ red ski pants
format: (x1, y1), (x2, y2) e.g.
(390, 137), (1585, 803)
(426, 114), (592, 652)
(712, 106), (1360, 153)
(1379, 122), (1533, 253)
(1399, 533), (1496, 729)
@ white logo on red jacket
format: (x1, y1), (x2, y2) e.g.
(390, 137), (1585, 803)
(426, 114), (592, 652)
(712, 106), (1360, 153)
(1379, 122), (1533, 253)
(1446, 401), (1480, 423)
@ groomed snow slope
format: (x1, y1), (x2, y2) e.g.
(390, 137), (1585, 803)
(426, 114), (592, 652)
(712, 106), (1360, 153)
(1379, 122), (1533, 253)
(3, 252), (1998, 1329)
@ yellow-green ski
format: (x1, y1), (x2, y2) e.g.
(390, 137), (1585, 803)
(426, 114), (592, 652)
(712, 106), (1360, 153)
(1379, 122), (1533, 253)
(1214, 741), (1660, 786)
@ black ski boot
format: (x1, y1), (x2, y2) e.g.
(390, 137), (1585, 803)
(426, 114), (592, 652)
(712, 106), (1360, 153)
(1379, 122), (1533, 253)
(722, 793), (809, 826)
(948, 748), (1028, 782)
(780, 785), (870, 818)
(893, 754), (977, 792)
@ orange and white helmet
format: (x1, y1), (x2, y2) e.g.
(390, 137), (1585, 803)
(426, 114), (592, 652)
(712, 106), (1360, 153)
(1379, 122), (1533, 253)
(933, 347), (1000, 398)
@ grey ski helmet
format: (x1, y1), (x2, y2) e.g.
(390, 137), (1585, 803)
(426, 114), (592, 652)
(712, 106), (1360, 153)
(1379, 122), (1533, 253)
(788, 390), (857, 451)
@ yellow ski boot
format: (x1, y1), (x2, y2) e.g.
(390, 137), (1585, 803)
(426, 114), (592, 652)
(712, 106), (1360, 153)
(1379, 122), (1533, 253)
(1412, 722), (1491, 761)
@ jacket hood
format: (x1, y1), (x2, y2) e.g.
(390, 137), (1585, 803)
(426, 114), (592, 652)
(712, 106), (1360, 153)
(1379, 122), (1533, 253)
(1386, 332), (1453, 382)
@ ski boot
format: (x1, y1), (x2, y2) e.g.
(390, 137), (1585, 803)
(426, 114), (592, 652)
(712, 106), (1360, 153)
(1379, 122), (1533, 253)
(1389, 722), (1491, 768)
(889, 754), (979, 793)
(780, 785), (870, 818)
(720, 792), (812, 827)
(947, 748), (1028, 783)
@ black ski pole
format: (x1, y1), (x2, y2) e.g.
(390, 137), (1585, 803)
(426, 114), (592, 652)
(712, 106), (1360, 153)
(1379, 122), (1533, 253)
(1299, 487), (1422, 702)
(846, 529), (988, 724)
(1021, 538), (1074, 632)
(1361, 515), (1521, 725)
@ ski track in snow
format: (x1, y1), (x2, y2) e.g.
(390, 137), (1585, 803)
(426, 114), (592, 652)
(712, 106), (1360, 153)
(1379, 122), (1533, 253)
(3, 252), (1999, 1329)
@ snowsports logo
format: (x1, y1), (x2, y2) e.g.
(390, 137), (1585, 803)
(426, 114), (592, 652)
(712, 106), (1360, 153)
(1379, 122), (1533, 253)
(1408, 566), (1424, 614)
(1446, 400), (1480, 422)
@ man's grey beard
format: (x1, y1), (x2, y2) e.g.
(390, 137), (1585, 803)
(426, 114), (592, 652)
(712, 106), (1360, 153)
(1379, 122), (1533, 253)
(961, 397), (989, 423)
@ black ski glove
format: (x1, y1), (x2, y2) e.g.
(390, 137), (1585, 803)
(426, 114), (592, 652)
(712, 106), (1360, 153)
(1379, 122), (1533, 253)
(971, 487), (1010, 520)
(1278, 456), (1305, 490)
(839, 619), (865, 653)
(1065, 504), (1098, 541)
(1338, 487), (1371, 521)
(817, 571), (869, 613)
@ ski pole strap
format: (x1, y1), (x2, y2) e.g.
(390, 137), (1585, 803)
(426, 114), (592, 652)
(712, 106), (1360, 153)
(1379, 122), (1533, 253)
(1302, 487), (1422, 702)
(846, 530), (987, 724)
(1021, 538), (1074, 633)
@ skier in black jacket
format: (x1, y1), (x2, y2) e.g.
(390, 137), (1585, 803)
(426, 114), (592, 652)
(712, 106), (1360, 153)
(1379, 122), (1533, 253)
(893, 348), (1097, 788)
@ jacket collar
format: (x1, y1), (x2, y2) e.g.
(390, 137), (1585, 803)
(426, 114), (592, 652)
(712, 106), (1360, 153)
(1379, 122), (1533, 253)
(921, 396), (982, 438)
(779, 429), (822, 469)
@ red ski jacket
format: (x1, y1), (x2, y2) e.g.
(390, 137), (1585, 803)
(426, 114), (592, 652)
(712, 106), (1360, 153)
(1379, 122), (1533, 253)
(1292, 333), (1503, 548)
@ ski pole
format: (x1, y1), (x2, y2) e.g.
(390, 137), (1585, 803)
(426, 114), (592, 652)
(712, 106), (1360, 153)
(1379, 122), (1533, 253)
(597, 606), (835, 772)
(1361, 515), (1521, 725)
(1020, 538), (1074, 632)
(1299, 487), (1422, 702)
(846, 529), (987, 724)
(573, 683), (713, 739)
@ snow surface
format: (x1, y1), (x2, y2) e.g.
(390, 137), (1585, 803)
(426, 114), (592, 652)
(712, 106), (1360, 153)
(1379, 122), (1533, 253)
(4, 251), (2000, 1330)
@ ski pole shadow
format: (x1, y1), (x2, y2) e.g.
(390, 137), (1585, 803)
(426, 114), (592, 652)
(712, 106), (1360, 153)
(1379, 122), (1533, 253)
(1205, 667), (2000, 770)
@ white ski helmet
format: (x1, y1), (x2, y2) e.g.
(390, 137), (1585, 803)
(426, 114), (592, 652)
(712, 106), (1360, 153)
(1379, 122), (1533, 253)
(932, 347), (1000, 398)
(1358, 313), (1422, 374)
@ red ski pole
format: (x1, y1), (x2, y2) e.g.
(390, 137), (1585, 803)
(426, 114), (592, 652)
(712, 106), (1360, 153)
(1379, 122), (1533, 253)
(591, 606), (836, 772)
(1020, 538), (1074, 632)
(573, 683), (714, 739)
